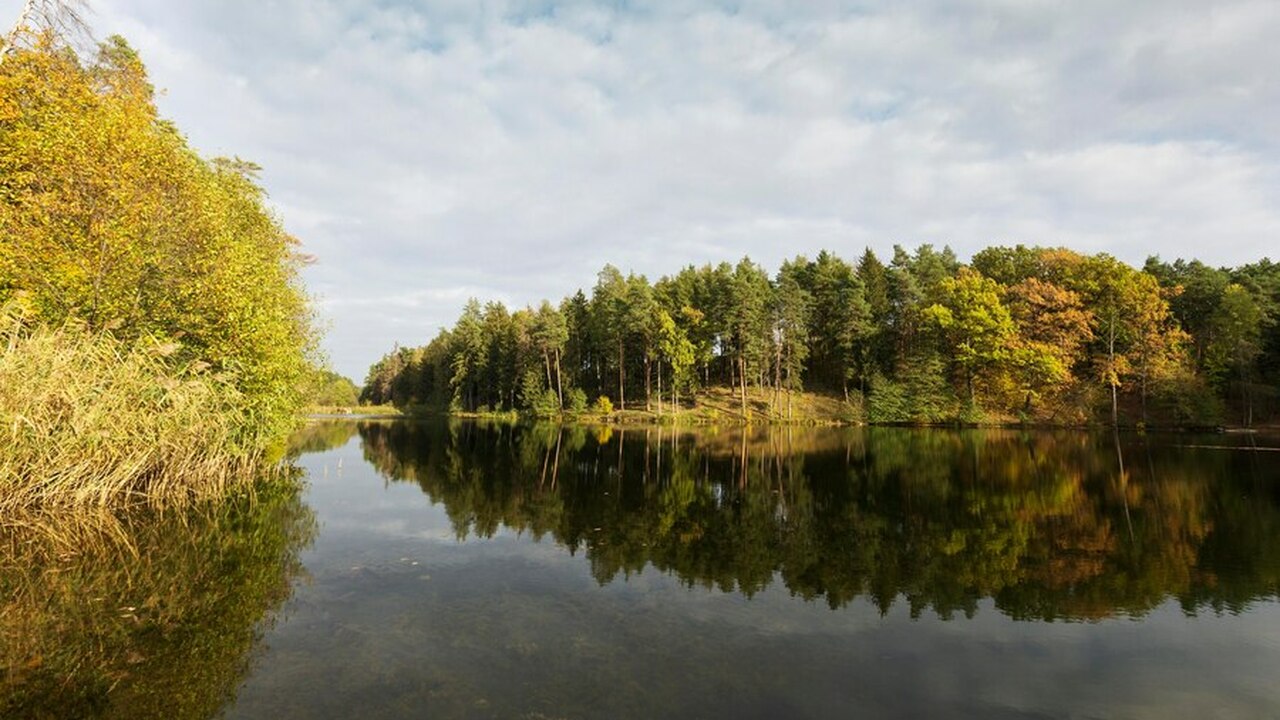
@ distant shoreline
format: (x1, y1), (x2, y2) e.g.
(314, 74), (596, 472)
(305, 405), (1278, 435)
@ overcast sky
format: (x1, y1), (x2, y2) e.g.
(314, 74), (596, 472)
(5, 0), (1278, 380)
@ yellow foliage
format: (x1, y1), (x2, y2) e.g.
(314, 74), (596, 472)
(0, 33), (316, 446)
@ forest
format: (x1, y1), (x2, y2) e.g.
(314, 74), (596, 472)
(362, 246), (1280, 427)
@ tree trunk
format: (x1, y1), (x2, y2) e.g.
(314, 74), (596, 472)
(645, 355), (652, 412)
(554, 348), (563, 408)
(1241, 361), (1251, 427)
(786, 364), (793, 421)
(774, 337), (782, 415)
(1140, 370), (1148, 426)
(1108, 321), (1119, 426)
(617, 340), (625, 411)
(740, 356), (748, 422)
(657, 359), (663, 416)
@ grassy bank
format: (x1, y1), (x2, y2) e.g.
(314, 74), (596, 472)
(385, 387), (859, 426)
(599, 387), (860, 425)
(0, 313), (270, 510)
(305, 404), (402, 417)
(379, 385), (1235, 430)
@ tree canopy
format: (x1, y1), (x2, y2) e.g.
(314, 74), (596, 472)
(1, 30), (317, 444)
(363, 244), (1278, 427)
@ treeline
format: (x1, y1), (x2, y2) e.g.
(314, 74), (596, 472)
(363, 246), (1279, 427)
(1, 18), (316, 504)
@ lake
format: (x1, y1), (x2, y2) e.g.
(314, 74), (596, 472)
(5, 420), (1280, 719)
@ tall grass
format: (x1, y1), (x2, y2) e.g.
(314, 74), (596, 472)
(0, 306), (268, 509)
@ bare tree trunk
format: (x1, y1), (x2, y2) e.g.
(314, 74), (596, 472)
(554, 348), (563, 408)
(3, 0), (90, 55)
(1108, 319), (1119, 426)
(657, 359), (663, 416)
(644, 355), (652, 412)
(617, 340), (625, 411)
(740, 356), (748, 422)
(774, 336), (782, 415)
(1140, 369), (1148, 426)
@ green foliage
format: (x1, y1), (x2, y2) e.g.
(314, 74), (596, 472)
(925, 268), (1016, 404)
(303, 368), (359, 407)
(0, 31), (316, 474)
(593, 395), (615, 415)
(866, 374), (909, 423)
(866, 355), (955, 424)
(363, 244), (1278, 428)
(566, 387), (589, 414)
(519, 368), (560, 418)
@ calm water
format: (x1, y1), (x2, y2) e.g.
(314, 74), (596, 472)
(5, 421), (1280, 719)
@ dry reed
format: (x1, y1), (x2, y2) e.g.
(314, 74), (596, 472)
(0, 305), (266, 510)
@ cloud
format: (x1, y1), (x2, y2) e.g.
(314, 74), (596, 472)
(5, 0), (1277, 379)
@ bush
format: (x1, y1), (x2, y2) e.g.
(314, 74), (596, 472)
(1151, 372), (1224, 427)
(593, 395), (614, 415)
(532, 390), (560, 418)
(867, 375), (909, 423)
(566, 387), (588, 414)
(839, 395), (865, 424)
(867, 359), (957, 425)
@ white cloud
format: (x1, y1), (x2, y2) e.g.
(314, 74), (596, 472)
(4, 0), (1277, 379)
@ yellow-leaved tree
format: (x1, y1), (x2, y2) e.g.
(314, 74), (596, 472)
(1, 27), (316, 460)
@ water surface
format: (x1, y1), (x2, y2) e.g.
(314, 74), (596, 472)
(6, 421), (1280, 719)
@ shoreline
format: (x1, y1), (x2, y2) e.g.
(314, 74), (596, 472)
(305, 408), (1278, 436)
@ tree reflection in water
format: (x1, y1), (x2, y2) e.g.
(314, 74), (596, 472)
(1, 477), (316, 720)
(359, 420), (1280, 621)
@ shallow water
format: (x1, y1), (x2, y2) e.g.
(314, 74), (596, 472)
(6, 420), (1280, 719)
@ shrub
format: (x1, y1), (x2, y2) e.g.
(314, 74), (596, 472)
(593, 395), (614, 415)
(566, 387), (588, 414)
(532, 390), (560, 418)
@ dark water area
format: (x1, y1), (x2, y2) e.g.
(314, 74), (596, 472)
(5, 421), (1280, 719)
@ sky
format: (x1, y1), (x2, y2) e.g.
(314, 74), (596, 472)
(4, 0), (1278, 380)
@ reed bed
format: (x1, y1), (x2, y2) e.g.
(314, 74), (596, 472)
(0, 308), (265, 510)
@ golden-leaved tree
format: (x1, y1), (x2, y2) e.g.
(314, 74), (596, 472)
(0, 31), (316, 446)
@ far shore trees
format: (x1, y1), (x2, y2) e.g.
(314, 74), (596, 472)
(361, 245), (1278, 428)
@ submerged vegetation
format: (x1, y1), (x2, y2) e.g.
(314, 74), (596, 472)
(363, 247), (1279, 427)
(0, 11), (316, 505)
